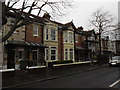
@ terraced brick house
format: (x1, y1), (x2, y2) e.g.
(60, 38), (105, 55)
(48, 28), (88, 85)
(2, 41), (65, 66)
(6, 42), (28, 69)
(75, 27), (99, 62)
(2, 12), (46, 69)
(115, 40), (120, 55)
(101, 36), (112, 57)
(43, 13), (76, 64)
(75, 27), (87, 62)
(2, 13), (26, 69)
(62, 22), (76, 62)
(84, 30), (98, 59)
(25, 15), (47, 66)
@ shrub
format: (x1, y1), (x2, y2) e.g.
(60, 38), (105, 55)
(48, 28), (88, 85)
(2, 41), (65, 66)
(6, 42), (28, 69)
(19, 59), (27, 70)
(91, 56), (97, 60)
(19, 59), (35, 68)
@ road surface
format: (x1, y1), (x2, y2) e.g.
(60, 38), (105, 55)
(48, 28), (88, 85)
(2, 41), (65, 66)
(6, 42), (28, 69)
(17, 66), (120, 88)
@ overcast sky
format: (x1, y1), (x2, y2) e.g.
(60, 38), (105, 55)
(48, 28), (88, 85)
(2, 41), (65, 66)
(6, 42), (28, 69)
(5, 0), (120, 40)
(58, 0), (119, 30)
(6, 0), (119, 30)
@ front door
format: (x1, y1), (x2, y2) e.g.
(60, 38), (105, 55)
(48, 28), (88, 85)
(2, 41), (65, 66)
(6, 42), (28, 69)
(32, 50), (37, 66)
(7, 47), (15, 69)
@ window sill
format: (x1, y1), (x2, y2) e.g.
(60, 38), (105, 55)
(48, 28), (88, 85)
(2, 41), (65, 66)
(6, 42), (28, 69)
(64, 42), (74, 44)
(44, 40), (58, 42)
(33, 35), (39, 37)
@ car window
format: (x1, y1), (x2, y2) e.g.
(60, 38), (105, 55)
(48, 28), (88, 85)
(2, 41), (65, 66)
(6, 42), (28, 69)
(112, 56), (120, 60)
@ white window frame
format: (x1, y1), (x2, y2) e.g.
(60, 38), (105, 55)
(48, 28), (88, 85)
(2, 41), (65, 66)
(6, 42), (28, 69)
(69, 48), (74, 60)
(50, 47), (57, 61)
(64, 31), (74, 43)
(33, 25), (39, 36)
(45, 28), (49, 40)
(64, 49), (68, 60)
(45, 47), (58, 61)
(69, 32), (74, 43)
(64, 32), (68, 43)
(44, 27), (57, 41)
(51, 28), (56, 41)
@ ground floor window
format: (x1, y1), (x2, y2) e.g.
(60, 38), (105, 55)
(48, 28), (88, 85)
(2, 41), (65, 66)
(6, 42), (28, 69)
(69, 49), (73, 60)
(45, 47), (57, 61)
(51, 47), (57, 61)
(64, 48), (74, 60)
(65, 49), (68, 60)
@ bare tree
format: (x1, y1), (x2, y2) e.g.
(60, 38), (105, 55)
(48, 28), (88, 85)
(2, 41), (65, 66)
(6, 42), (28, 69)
(89, 8), (114, 54)
(1, 0), (73, 42)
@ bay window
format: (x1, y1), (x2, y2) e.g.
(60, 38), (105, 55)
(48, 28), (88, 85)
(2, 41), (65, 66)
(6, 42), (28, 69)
(45, 28), (49, 40)
(51, 28), (56, 40)
(69, 49), (73, 60)
(44, 27), (57, 41)
(51, 47), (57, 60)
(64, 32), (68, 43)
(69, 32), (73, 43)
(64, 31), (74, 43)
(65, 49), (68, 60)
(64, 48), (74, 60)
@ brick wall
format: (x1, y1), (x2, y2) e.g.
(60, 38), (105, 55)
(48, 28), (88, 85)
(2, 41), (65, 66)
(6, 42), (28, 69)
(58, 30), (64, 61)
(25, 24), (43, 43)
(75, 34), (84, 48)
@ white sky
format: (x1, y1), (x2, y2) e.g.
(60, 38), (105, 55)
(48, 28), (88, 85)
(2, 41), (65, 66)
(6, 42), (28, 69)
(5, 0), (120, 39)
(58, 0), (119, 30)
(6, 0), (119, 30)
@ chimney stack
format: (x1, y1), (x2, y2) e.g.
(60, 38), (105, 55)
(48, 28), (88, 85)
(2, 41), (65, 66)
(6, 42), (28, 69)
(42, 13), (51, 21)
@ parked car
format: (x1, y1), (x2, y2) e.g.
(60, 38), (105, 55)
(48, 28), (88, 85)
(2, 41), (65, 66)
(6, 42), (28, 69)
(109, 56), (120, 67)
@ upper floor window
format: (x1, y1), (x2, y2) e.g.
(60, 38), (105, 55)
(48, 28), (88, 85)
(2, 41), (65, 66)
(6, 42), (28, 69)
(44, 27), (57, 41)
(64, 32), (68, 43)
(45, 28), (49, 40)
(51, 28), (56, 40)
(69, 32), (74, 43)
(64, 31), (74, 43)
(69, 49), (73, 60)
(75, 34), (78, 43)
(33, 25), (39, 36)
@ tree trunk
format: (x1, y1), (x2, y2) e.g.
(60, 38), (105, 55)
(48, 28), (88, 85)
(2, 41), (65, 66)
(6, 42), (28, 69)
(99, 28), (102, 55)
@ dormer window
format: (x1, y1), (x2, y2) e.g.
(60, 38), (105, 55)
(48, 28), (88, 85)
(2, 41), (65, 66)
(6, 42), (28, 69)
(33, 25), (39, 36)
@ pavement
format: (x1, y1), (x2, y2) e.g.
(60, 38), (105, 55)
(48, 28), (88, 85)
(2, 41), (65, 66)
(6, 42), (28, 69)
(2, 61), (108, 89)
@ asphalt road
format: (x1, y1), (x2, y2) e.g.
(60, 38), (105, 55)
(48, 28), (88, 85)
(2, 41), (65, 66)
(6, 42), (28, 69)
(18, 66), (120, 88)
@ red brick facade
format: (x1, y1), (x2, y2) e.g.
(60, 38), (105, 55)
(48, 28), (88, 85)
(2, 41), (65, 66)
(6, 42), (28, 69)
(58, 30), (64, 61)
(25, 24), (43, 43)
(75, 35), (85, 48)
